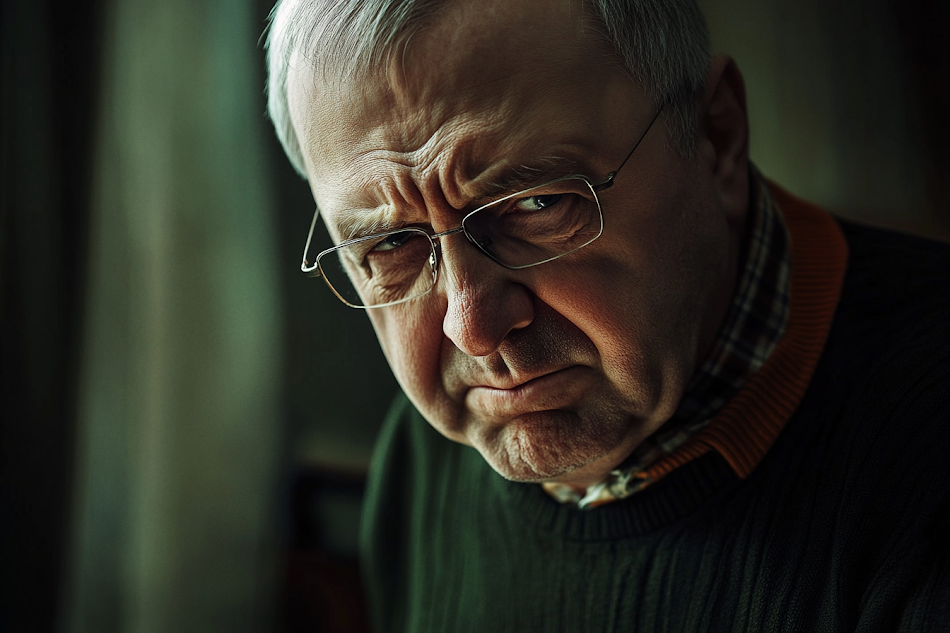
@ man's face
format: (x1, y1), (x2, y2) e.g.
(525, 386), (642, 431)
(288, 0), (744, 489)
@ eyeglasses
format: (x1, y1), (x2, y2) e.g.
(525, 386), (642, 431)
(301, 107), (663, 308)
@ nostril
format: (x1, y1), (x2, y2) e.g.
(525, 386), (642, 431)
(442, 281), (536, 358)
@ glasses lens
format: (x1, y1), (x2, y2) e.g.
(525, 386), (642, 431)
(463, 177), (603, 268)
(318, 228), (437, 308)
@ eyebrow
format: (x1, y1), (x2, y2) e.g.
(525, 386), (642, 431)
(330, 154), (592, 241)
(335, 207), (403, 242)
(475, 154), (590, 201)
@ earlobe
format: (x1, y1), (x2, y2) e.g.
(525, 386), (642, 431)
(700, 56), (750, 224)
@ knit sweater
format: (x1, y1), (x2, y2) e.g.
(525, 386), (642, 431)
(360, 186), (950, 632)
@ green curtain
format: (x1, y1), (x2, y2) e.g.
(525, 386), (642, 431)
(63, 0), (283, 631)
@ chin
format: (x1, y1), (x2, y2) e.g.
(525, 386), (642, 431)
(477, 409), (629, 483)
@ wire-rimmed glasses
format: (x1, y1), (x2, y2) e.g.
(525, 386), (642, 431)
(301, 107), (663, 309)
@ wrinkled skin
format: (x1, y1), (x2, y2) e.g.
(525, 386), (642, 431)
(288, 0), (750, 490)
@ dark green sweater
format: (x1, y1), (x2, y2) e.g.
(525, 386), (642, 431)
(360, 217), (950, 632)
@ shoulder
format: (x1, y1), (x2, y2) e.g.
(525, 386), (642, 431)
(826, 218), (950, 368)
(836, 219), (950, 321)
(362, 392), (486, 528)
(773, 213), (950, 471)
(796, 218), (950, 491)
(359, 393), (462, 632)
(769, 223), (950, 624)
(363, 392), (454, 503)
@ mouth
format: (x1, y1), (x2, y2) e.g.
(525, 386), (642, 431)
(465, 366), (592, 421)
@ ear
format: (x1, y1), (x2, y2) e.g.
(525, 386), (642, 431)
(698, 56), (750, 226)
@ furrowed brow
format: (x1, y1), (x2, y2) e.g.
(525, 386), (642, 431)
(335, 207), (402, 242)
(329, 155), (589, 238)
(477, 155), (587, 201)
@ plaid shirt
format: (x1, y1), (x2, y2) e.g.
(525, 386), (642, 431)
(544, 168), (792, 509)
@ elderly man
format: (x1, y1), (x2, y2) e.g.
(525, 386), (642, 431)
(266, 0), (950, 630)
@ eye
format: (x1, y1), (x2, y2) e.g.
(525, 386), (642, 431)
(513, 193), (564, 212)
(371, 230), (418, 252)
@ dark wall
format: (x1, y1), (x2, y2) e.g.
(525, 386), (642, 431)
(895, 0), (950, 235)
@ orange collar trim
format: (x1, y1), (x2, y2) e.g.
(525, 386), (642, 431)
(644, 182), (849, 482)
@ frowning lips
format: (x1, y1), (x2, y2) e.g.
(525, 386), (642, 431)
(464, 365), (595, 421)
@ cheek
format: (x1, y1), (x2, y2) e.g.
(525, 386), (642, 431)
(542, 188), (729, 415)
(546, 260), (668, 405)
(367, 301), (457, 419)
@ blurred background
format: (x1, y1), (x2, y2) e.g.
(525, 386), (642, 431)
(1, 0), (947, 631)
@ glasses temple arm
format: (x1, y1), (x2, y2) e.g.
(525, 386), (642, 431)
(301, 207), (321, 274)
(593, 105), (664, 193)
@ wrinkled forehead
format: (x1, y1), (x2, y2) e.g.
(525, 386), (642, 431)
(388, 0), (607, 110)
(286, 0), (621, 162)
(293, 0), (607, 96)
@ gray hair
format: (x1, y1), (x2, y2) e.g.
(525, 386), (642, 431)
(265, 0), (710, 178)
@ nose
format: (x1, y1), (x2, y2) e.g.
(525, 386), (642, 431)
(438, 236), (534, 357)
